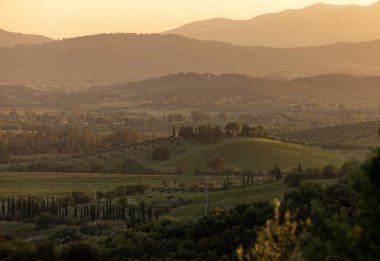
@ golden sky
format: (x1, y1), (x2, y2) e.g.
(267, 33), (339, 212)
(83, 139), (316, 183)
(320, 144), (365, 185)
(0, 0), (378, 39)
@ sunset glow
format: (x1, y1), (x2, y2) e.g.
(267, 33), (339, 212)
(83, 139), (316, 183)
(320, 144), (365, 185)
(0, 0), (378, 38)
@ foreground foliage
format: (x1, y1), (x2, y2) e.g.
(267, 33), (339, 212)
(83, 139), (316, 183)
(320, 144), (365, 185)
(1, 151), (380, 260)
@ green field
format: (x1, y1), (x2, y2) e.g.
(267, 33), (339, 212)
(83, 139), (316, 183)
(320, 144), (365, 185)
(162, 179), (336, 220)
(0, 178), (337, 241)
(0, 171), (337, 221)
(0, 172), (226, 197)
(149, 138), (346, 173)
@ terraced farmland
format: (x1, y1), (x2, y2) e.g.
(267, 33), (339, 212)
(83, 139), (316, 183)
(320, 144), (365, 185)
(279, 120), (380, 145)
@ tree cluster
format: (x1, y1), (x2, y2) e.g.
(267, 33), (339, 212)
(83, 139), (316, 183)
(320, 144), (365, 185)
(178, 125), (223, 143)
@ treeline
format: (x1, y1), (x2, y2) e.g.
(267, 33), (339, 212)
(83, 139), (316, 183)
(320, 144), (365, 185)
(0, 128), (141, 161)
(7, 158), (159, 175)
(0, 109), (170, 132)
(0, 184), (196, 231)
(0, 194), (158, 229)
(178, 122), (266, 143)
(283, 161), (358, 187)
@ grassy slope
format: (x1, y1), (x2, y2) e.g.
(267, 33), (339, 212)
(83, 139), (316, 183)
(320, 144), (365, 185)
(162, 179), (337, 221)
(346, 134), (380, 148)
(149, 138), (346, 173)
(165, 182), (291, 220)
(0, 173), (229, 197)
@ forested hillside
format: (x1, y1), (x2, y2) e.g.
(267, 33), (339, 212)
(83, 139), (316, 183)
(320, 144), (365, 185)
(2, 34), (380, 85)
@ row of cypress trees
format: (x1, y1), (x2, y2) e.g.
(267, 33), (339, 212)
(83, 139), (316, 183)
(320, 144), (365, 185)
(0, 196), (157, 223)
(0, 196), (68, 221)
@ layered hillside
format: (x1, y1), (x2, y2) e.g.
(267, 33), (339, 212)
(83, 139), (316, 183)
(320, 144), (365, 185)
(2, 34), (380, 85)
(166, 2), (380, 47)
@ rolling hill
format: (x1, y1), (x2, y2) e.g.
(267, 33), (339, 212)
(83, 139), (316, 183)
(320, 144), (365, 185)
(0, 28), (54, 48)
(94, 73), (380, 105)
(9, 137), (346, 175)
(148, 138), (346, 174)
(2, 33), (380, 85)
(4, 73), (380, 111)
(166, 2), (380, 47)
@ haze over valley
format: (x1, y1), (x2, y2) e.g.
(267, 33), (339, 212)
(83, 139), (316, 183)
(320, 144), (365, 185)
(2, 33), (380, 85)
(1, 1), (380, 260)
(167, 1), (380, 47)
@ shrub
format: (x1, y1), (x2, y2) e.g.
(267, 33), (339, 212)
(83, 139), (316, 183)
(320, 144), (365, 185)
(269, 166), (282, 180)
(60, 242), (99, 261)
(322, 165), (337, 178)
(35, 212), (59, 230)
(49, 227), (77, 240)
(284, 172), (303, 187)
(152, 146), (170, 161)
(71, 192), (91, 205)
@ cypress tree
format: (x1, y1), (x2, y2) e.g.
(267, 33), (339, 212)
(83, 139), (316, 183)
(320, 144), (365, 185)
(298, 161), (303, 172)
(51, 197), (55, 215)
(21, 198), (25, 218)
(105, 201), (109, 220)
(27, 196), (31, 217)
(131, 206), (135, 219)
(148, 205), (152, 219)
(11, 197), (15, 216)
(141, 201), (145, 221)
(41, 199), (45, 213)
(121, 206), (125, 220)
(65, 200), (68, 216)
(7, 198), (10, 214)
(91, 204), (95, 221)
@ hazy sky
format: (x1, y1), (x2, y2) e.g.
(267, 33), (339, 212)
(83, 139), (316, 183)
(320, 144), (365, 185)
(0, 0), (378, 39)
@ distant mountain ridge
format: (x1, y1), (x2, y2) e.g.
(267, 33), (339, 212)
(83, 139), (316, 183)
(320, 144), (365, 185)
(2, 33), (380, 85)
(0, 28), (54, 48)
(165, 1), (380, 47)
(95, 72), (380, 104)
(4, 73), (380, 109)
